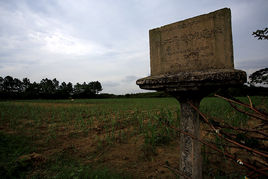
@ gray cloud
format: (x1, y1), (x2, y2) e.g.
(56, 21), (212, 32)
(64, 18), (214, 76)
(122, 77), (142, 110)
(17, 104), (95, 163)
(102, 81), (120, 88)
(236, 58), (268, 70)
(0, 0), (267, 94)
(122, 75), (139, 83)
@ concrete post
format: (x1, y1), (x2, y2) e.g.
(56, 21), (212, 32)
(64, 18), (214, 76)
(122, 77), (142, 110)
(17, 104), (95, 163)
(177, 97), (202, 178)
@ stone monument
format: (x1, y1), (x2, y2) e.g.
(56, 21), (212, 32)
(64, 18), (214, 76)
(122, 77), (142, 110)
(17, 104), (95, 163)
(136, 8), (246, 178)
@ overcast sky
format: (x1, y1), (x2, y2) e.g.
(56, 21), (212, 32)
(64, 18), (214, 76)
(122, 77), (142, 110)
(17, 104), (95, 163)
(0, 0), (267, 94)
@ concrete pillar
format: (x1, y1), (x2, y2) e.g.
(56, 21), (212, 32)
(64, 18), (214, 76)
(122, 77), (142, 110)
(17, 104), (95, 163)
(177, 97), (202, 179)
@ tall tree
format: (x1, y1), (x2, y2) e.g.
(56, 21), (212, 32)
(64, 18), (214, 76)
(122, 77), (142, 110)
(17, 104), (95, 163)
(66, 82), (73, 94)
(249, 68), (268, 86)
(26, 82), (40, 99)
(59, 82), (73, 98)
(73, 83), (83, 97)
(52, 78), (59, 90)
(40, 78), (56, 97)
(89, 81), (102, 94)
(22, 78), (31, 92)
(13, 78), (23, 93)
(3, 76), (14, 92)
(0, 77), (3, 92)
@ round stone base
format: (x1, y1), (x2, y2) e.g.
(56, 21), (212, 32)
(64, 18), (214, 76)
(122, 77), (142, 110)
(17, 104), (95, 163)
(136, 69), (246, 93)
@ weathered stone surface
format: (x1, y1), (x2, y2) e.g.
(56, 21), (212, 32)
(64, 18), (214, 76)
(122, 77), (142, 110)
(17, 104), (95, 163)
(150, 8), (234, 75)
(178, 98), (202, 178)
(137, 69), (246, 92)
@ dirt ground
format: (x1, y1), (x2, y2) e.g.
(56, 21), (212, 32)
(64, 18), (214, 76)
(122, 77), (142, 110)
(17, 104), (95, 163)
(1, 99), (267, 178)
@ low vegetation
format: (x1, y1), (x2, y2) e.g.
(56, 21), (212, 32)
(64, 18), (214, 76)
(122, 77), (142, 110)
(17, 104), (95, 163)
(0, 97), (267, 178)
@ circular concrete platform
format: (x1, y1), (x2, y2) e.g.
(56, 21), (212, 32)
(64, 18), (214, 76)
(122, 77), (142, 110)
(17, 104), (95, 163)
(136, 69), (247, 93)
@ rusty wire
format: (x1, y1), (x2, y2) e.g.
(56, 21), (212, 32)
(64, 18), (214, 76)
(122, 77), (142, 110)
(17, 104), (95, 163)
(214, 94), (268, 121)
(166, 124), (268, 177)
(187, 95), (268, 177)
(188, 102), (268, 158)
(159, 95), (268, 177)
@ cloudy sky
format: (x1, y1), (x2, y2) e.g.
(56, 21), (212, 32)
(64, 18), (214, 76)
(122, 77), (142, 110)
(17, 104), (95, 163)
(0, 0), (267, 94)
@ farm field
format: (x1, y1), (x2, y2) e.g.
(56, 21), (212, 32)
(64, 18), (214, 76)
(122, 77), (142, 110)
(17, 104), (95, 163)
(0, 96), (267, 178)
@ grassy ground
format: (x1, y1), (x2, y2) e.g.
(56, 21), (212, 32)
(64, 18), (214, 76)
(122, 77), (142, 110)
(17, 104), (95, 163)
(0, 97), (267, 178)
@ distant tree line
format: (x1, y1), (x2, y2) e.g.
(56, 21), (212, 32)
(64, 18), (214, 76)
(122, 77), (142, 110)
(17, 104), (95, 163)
(1, 68), (267, 100)
(0, 76), (102, 99)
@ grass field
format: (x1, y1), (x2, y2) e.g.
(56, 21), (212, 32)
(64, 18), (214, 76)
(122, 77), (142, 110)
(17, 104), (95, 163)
(0, 96), (267, 178)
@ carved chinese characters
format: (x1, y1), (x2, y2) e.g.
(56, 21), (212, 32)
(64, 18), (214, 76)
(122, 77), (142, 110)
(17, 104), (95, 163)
(150, 8), (234, 75)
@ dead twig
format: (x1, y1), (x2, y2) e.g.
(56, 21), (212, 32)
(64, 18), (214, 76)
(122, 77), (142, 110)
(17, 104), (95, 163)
(247, 96), (253, 108)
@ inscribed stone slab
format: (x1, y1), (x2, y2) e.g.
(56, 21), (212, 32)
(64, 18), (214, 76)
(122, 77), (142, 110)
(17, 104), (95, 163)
(150, 8), (234, 75)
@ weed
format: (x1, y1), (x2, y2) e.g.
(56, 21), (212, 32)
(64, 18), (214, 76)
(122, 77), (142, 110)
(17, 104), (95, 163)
(0, 97), (267, 178)
(0, 132), (35, 178)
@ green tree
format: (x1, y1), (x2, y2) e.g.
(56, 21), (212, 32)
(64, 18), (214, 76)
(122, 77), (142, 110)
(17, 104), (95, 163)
(3, 76), (14, 92)
(13, 78), (23, 93)
(66, 82), (73, 94)
(52, 78), (59, 90)
(59, 82), (73, 98)
(40, 78), (56, 97)
(0, 77), (3, 92)
(249, 68), (268, 86)
(27, 82), (40, 98)
(89, 81), (102, 94)
(73, 83), (83, 97)
(73, 81), (102, 98)
(22, 78), (31, 92)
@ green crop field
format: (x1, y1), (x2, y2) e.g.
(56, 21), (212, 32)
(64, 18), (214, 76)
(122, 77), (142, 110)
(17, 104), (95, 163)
(0, 96), (267, 178)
